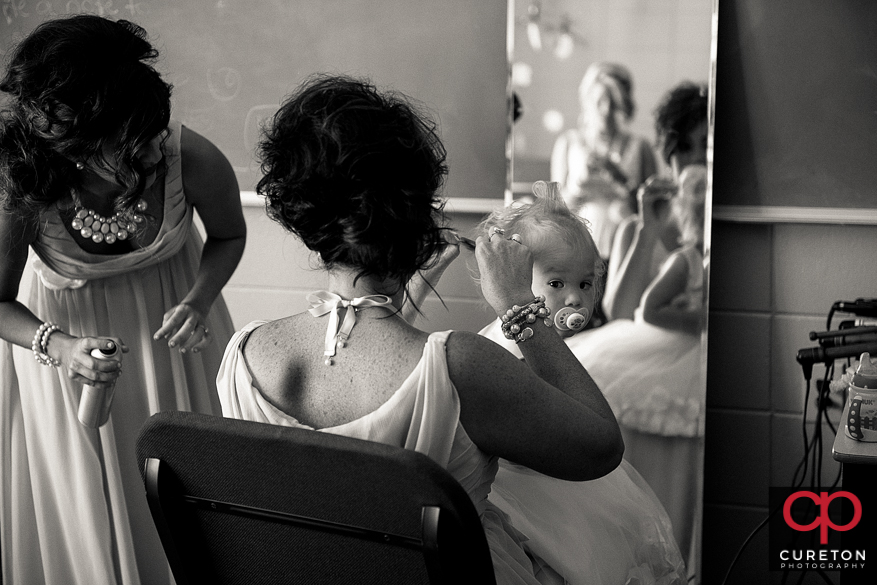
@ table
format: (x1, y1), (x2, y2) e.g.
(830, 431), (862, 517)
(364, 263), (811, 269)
(832, 401), (877, 584)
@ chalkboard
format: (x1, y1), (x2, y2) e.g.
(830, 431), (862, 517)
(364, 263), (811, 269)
(714, 0), (877, 208)
(1, 0), (509, 198)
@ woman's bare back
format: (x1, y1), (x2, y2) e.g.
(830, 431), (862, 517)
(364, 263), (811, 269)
(241, 308), (430, 429)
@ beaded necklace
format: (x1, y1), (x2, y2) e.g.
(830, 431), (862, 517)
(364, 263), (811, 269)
(69, 190), (148, 245)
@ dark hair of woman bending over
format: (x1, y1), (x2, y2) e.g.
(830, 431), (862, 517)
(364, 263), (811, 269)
(0, 15), (245, 584)
(214, 74), (622, 584)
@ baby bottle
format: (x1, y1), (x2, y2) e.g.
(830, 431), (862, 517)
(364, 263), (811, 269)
(845, 352), (877, 442)
(78, 343), (121, 428)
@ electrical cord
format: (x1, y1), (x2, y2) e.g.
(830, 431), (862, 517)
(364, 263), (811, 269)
(719, 376), (820, 585)
(721, 312), (848, 585)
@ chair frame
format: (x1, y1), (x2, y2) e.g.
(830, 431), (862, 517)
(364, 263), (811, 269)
(136, 410), (496, 584)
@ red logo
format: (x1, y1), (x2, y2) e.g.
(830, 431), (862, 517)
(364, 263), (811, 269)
(783, 491), (862, 545)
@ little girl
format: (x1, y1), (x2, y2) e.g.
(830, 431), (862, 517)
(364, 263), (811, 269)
(478, 181), (687, 585)
(568, 165), (707, 436)
(566, 165), (707, 569)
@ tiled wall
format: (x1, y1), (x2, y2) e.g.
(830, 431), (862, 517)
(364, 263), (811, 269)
(703, 0), (877, 581)
(702, 222), (877, 584)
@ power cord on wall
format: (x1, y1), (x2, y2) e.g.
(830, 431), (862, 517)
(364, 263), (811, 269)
(719, 300), (877, 585)
(719, 374), (836, 585)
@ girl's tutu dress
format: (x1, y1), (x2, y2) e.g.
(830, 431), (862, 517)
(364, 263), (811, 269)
(481, 244), (706, 582)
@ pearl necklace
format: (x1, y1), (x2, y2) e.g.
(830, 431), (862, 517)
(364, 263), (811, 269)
(69, 193), (148, 245)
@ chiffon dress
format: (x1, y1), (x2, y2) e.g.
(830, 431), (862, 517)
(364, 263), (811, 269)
(554, 130), (658, 258)
(477, 335), (688, 585)
(217, 323), (554, 585)
(0, 121), (235, 585)
(482, 244), (705, 581)
(567, 243), (705, 572)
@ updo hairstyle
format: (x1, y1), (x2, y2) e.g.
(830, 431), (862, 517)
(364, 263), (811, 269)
(0, 15), (172, 217)
(478, 181), (606, 301)
(579, 62), (636, 123)
(256, 74), (449, 288)
(654, 82), (708, 165)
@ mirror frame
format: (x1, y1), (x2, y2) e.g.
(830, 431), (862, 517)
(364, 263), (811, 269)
(505, 1), (718, 581)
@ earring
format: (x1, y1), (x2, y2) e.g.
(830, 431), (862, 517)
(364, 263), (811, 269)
(75, 162), (84, 170)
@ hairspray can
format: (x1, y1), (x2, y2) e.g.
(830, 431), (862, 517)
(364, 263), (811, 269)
(78, 343), (121, 428)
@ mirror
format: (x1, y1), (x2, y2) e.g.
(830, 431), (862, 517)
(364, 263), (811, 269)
(507, 0), (716, 582)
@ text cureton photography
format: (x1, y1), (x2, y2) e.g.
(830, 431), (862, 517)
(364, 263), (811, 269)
(769, 488), (872, 574)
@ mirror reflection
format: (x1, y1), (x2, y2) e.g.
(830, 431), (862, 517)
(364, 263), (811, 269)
(508, 0), (714, 581)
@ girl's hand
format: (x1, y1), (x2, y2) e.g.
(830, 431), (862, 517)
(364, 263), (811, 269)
(475, 228), (535, 315)
(153, 302), (212, 354)
(637, 176), (676, 232)
(55, 335), (127, 390)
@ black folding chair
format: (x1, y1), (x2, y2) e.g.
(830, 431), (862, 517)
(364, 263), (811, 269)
(136, 410), (496, 584)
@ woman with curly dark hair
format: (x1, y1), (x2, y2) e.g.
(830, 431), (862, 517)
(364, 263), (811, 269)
(0, 15), (245, 583)
(215, 74), (623, 584)
(603, 81), (708, 322)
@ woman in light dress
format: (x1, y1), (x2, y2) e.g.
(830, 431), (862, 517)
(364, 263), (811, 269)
(0, 16), (245, 584)
(551, 62), (659, 259)
(215, 74), (625, 584)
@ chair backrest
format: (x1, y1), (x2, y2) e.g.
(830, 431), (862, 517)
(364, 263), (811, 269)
(135, 410), (496, 585)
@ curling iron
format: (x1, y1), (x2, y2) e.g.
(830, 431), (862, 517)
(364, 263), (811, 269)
(797, 324), (877, 380)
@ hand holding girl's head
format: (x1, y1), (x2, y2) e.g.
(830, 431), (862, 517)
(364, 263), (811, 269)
(673, 164), (707, 248)
(0, 15), (171, 216)
(636, 176), (678, 236)
(256, 74), (449, 294)
(478, 181), (605, 338)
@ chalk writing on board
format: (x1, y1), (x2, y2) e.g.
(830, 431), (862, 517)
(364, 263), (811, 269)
(121, 0), (146, 17)
(244, 104), (278, 153)
(64, 0), (118, 17)
(0, 0), (152, 25)
(3, 0), (29, 25)
(177, 106), (216, 136)
(163, 72), (191, 91)
(207, 67), (241, 103)
(35, 0), (54, 17)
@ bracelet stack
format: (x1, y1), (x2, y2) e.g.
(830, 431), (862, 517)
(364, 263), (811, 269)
(32, 322), (62, 367)
(500, 295), (552, 343)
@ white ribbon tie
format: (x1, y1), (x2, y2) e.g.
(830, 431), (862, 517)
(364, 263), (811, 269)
(307, 291), (394, 358)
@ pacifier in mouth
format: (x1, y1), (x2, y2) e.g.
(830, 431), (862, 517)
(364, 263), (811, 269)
(553, 307), (590, 332)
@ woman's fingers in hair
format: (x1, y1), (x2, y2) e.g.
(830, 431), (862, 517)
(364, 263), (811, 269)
(474, 234), (535, 314)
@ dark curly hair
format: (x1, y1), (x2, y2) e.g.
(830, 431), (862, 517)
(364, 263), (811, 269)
(654, 82), (708, 165)
(0, 15), (171, 218)
(256, 74), (449, 290)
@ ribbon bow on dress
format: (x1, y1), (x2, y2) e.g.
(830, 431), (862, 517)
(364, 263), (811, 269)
(307, 291), (394, 361)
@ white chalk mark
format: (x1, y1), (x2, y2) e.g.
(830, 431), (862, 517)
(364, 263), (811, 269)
(207, 67), (241, 102)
